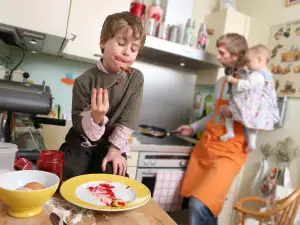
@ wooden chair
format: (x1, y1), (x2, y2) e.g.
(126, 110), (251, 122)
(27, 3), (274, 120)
(233, 188), (300, 225)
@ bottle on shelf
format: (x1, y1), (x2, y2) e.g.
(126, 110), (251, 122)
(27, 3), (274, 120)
(183, 19), (195, 47)
(197, 23), (207, 50)
(147, 0), (164, 26)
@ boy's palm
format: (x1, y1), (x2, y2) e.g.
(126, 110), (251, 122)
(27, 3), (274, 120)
(91, 88), (109, 124)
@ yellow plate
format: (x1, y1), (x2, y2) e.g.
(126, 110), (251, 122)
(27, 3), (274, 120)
(60, 174), (151, 212)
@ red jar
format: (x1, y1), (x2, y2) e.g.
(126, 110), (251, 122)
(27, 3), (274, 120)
(36, 150), (64, 182)
(130, 1), (146, 18)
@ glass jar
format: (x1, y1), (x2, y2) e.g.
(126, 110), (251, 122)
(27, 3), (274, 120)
(36, 150), (64, 182)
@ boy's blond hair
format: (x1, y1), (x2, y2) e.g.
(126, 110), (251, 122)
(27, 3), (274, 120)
(248, 44), (270, 63)
(100, 11), (146, 54)
(216, 33), (248, 67)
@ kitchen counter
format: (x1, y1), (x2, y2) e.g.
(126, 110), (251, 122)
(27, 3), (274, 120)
(0, 198), (177, 225)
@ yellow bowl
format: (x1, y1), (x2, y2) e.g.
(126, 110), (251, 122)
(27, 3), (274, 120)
(0, 170), (59, 218)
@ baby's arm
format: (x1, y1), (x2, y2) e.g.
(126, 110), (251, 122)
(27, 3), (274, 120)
(228, 72), (265, 92)
(72, 79), (107, 141)
(109, 71), (144, 153)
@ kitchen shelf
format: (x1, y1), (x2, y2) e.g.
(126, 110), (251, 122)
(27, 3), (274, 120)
(139, 35), (221, 70)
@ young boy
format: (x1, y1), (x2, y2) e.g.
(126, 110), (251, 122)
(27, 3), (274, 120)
(60, 11), (146, 180)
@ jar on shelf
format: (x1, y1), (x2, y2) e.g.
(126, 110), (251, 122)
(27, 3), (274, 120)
(130, 0), (146, 19)
(147, 0), (164, 25)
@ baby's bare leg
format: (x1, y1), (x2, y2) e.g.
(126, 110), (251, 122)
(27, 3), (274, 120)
(220, 118), (235, 141)
(245, 128), (258, 152)
(220, 105), (235, 142)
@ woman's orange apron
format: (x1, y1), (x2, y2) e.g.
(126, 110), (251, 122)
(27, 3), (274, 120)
(181, 80), (248, 217)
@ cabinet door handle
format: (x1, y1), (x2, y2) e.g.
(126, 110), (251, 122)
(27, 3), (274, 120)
(93, 53), (103, 58)
(67, 33), (77, 41)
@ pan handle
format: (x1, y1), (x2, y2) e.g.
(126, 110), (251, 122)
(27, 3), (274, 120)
(168, 130), (180, 136)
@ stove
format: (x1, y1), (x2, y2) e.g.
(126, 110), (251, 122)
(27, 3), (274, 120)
(132, 132), (195, 146)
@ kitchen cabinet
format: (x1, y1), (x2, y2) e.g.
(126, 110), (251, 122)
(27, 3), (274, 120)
(62, 0), (131, 64)
(205, 7), (251, 55)
(218, 167), (245, 225)
(196, 8), (251, 85)
(0, 0), (70, 38)
(127, 167), (137, 180)
(126, 151), (139, 180)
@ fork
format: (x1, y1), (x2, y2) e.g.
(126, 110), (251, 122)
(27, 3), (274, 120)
(77, 71), (127, 117)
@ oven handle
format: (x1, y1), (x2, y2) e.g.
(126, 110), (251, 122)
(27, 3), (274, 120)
(137, 168), (185, 175)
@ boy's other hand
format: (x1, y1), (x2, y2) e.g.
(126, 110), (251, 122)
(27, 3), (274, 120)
(101, 146), (127, 176)
(91, 88), (109, 124)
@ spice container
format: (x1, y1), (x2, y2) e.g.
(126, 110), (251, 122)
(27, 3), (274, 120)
(130, 0), (146, 18)
(183, 19), (195, 46)
(144, 18), (156, 36)
(157, 22), (169, 40)
(197, 23), (207, 50)
(147, 0), (164, 25)
(169, 25), (179, 42)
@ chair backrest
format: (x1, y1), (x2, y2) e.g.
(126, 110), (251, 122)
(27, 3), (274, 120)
(276, 188), (300, 225)
(234, 188), (300, 225)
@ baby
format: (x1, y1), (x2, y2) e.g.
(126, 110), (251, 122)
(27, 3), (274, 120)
(220, 44), (280, 152)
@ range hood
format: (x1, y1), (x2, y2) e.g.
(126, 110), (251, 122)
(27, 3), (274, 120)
(0, 23), (68, 55)
(139, 36), (221, 70)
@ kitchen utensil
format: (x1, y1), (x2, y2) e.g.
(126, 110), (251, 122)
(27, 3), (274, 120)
(50, 212), (67, 225)
(78, 69), (128, 117)
(0, 79), (52, 115)
(138, 124), (180, 138)
(0, 170), (59, 218)
(0, 143), (18, 174)
(60, 174), (151, 212)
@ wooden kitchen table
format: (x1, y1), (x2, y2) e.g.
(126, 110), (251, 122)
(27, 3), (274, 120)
(0, 199), (178, 225)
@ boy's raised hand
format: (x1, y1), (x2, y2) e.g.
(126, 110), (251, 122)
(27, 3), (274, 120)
(91, 88), (109, 124)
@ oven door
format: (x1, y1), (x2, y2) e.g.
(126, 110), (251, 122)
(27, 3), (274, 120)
(136, 168), (185, 196)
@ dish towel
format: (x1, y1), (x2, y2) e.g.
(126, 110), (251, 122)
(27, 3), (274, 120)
(152, 171), (185, 212)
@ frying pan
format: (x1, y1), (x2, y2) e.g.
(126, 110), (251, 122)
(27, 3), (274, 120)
(138, 124), (180, 138)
